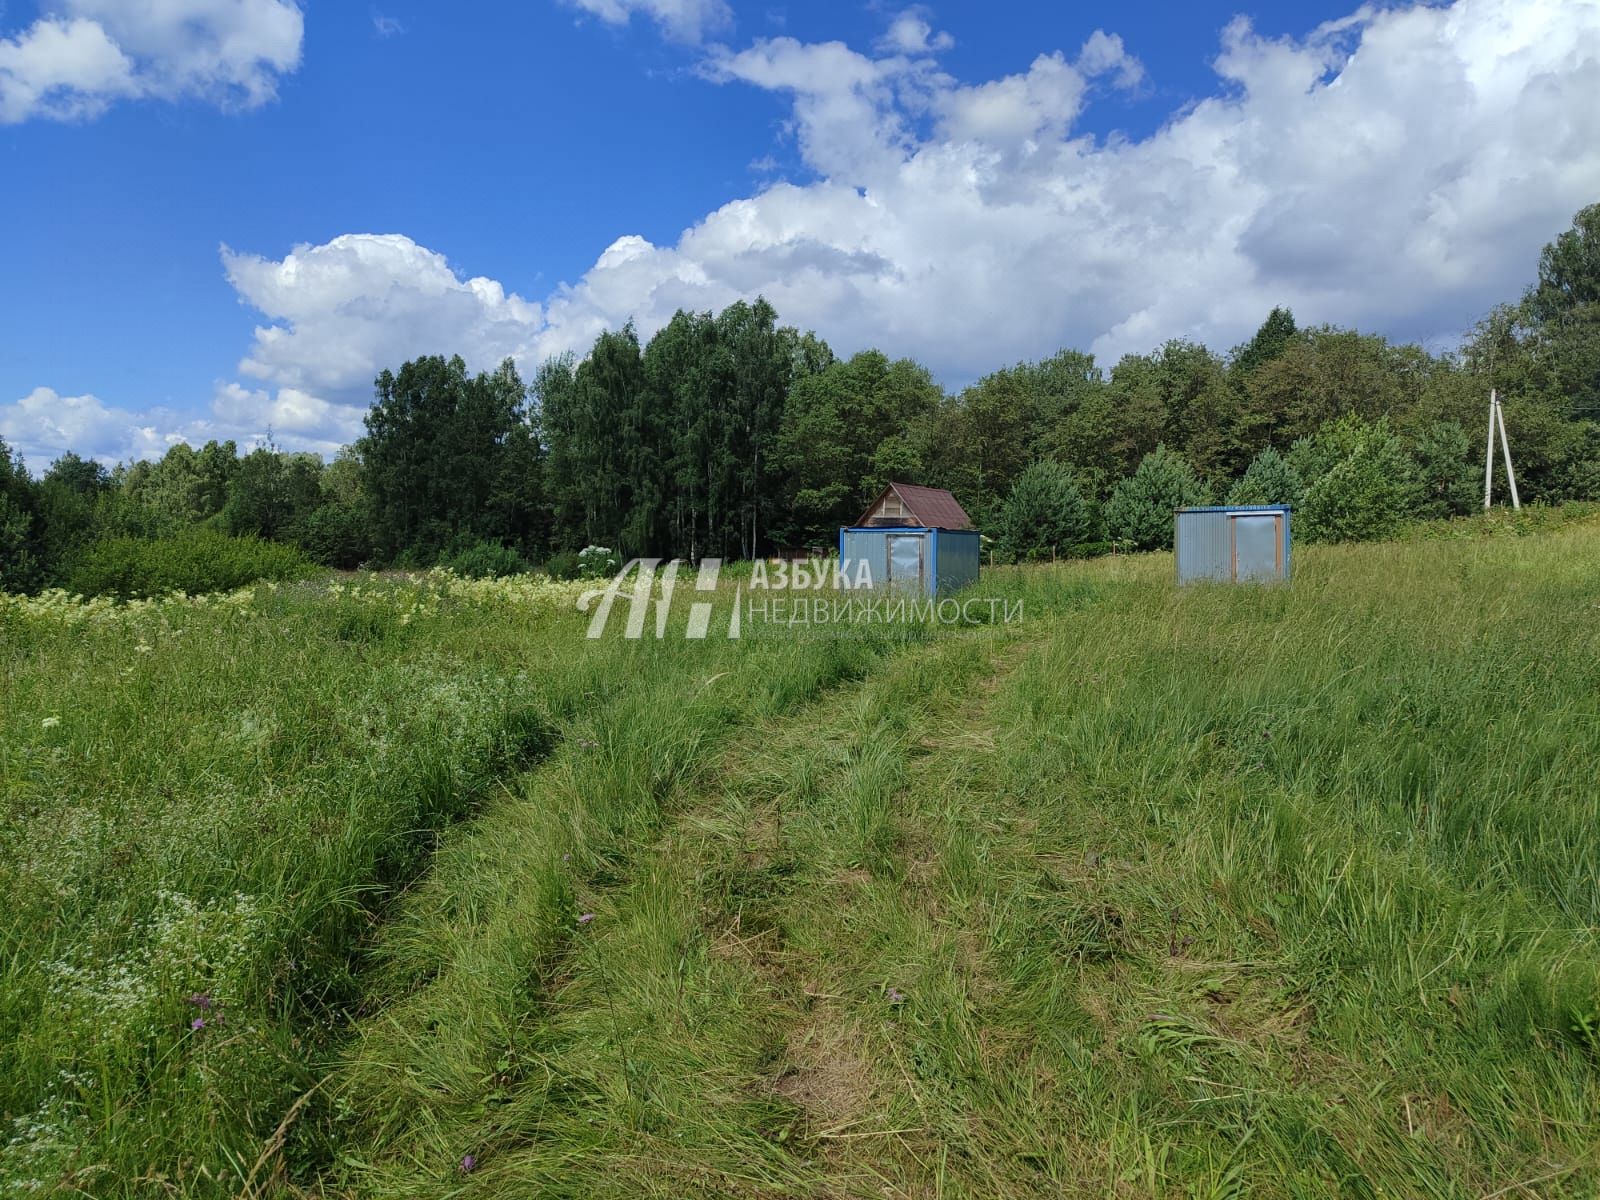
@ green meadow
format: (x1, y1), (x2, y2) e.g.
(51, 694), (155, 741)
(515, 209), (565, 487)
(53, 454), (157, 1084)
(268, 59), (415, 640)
(3, 513), (1600, 1198)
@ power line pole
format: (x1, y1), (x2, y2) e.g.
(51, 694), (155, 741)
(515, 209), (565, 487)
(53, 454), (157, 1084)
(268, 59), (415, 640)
(1483, 388), (1522, 510)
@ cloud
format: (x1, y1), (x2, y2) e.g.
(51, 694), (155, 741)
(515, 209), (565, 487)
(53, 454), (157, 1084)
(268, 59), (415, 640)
(877, 9), (953, 57)
(372, 13), (406, 38)
(563, 0), (731, 44)
(538, 0), (1600, 376)
(19, 0), (1600, 466)
(222, 234), (547, 396)
(1, 388), (193, 468)
(4, 235), (547, 468)
(0, 0), (303, 123)
(1, 380), (361, 471)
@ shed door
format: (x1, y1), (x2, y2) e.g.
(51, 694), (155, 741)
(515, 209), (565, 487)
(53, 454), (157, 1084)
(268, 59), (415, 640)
(1230, 514), (1283, 581)
(886, 534), (925, 592)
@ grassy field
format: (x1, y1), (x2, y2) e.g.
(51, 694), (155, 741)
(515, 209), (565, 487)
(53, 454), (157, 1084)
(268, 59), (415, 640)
(3, 515), (1599, 1197)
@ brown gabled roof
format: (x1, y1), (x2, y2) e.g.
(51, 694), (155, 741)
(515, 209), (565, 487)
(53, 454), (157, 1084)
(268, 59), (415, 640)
(855, 482), (974, 530)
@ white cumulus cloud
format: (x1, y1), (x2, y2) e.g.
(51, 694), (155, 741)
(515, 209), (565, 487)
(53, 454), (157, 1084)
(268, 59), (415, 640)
(1, 388), (192, 468)
(541, 0), (1600, 375)
(563, 0), (731, 44)
(13, 0), (1600, 466)
(222, 234), (547, 397)
(0, 0), (303, 123)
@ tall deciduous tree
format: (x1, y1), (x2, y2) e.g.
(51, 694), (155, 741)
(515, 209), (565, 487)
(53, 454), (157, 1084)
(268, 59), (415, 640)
(776, 350), (942, 545)
(361, 354), (536, 562)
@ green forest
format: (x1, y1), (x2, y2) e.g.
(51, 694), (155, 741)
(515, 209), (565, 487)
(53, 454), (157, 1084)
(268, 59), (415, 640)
(3, 204), (1597, 595)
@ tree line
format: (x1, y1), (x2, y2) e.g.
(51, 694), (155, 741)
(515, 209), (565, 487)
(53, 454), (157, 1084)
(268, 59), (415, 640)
(2, 204), (1597, 592)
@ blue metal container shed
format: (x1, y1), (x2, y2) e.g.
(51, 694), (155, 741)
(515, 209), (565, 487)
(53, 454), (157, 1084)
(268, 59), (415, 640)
(839, 526), (982, 595)
(839, 483), (981, 596)
(1175, 505), (1291, 584)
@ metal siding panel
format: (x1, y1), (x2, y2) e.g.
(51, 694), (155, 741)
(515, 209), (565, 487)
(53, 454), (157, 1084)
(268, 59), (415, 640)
(935, 531), (981, 592)
(1177, 506), (1291, 584)
(841, 529), (884, 590)
(1176, 511), (1231, 583)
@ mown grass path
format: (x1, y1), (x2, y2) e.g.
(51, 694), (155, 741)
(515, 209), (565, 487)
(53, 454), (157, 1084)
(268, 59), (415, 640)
(348, 627), (1032, 1199)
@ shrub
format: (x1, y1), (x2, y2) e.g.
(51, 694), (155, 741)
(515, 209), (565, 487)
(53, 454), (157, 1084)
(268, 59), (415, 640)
(0, 495), (40, 594)
(1227, 445), (1305, 508)
(577, 545), (621, 578)
(1411, 421), (1480, 518)
(439, 538), (528, 579)
(542, 550), (581, 580)
(294, 501), (373, 569)
(997, 461), (1092, 561)
(1104, 445), (1205, 550)
(1292, 416), (1419, 543)
(66, 530), (317, 599)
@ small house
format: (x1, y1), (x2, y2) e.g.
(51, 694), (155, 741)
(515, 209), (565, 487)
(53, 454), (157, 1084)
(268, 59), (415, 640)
(839, 483), (981, 595)
(1175, 505), (1291, 584)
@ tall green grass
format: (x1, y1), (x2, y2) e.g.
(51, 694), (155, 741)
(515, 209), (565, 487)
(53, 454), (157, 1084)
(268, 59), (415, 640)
(319, 520), (1600, 1199)
(4, 516), (1600, 1198)
(0, 576), (606, 1194)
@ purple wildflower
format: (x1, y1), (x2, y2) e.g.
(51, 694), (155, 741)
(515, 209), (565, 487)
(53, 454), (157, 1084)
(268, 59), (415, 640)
(460, 1154), (477, 1173)
(886, 987), (906, 1005)
(578, 912), (596, 925)
(191, 1017), (206, 1030)
(186, 993), (214, 1009)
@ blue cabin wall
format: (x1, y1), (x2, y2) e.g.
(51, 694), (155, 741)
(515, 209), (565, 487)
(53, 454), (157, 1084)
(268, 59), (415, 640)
(932, 529), (980, 593)
(839, 527), (981, 596)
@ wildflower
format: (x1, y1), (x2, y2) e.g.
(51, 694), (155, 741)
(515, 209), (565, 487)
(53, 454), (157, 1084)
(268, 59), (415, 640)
(886, 987), (906, 1005)
(191, 1017), (206, 1031)
(186, 993), (214, 1009)
(578, 913), (596, 925)
(41, 716), (60, 729)
(460, 1154), (477, 1173)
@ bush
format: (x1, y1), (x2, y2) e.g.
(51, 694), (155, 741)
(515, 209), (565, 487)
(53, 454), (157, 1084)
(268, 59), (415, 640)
(997, 461), (1092, 561)
(1227, 445), (1305, 508)
(1411, 421), (1479, 519)
(1292, 416), (1418, 543)
(1104, 445), (1205, 550)
(439, 538), (528, 579)
(577, 545), (621, 578)
(293, 502), (373, 569)
(542, 550), (581, 581)
(67, 530), (317, 599)
(545, 545), (621, 581)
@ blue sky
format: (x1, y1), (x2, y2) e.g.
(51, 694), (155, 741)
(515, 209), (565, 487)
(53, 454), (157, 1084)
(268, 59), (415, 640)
(2, 0), (1599, 467)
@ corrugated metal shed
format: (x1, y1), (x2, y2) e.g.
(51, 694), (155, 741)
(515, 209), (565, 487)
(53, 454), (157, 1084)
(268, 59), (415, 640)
(856, 483), (973, 530)
(839, 526), (981, 596)
(1175, 505), (1291, 584)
